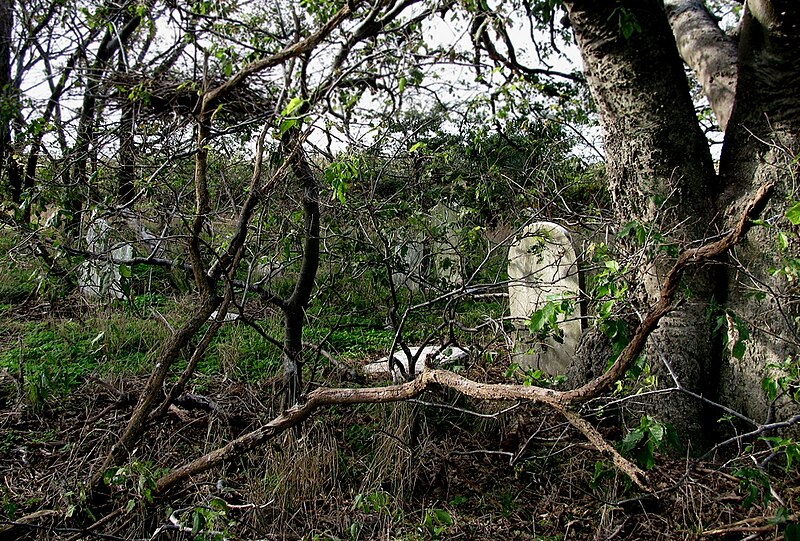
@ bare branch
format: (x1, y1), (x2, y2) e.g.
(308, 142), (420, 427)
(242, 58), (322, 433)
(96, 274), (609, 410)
(199, 3), (355, 115)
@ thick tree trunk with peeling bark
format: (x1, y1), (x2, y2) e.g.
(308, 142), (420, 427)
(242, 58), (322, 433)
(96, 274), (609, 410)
(664, 0), (738, 131)
(565, 0), (720, 443)
(666, 0), (800, 423)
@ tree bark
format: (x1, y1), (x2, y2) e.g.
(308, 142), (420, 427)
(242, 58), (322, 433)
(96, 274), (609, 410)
(0, 0), (21, 207)
(564, 0), (720, 444)
(282, 136), (321, 408)
(116, 62), (136, 207)
(716, 1), (800, 422)
(664, 0), (738, 132)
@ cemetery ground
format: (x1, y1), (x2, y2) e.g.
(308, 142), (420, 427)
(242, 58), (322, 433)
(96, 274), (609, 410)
(1, 231), (800, 540)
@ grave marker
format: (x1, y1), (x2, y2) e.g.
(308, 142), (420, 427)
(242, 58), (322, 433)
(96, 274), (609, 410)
(507, 221), (582, 375)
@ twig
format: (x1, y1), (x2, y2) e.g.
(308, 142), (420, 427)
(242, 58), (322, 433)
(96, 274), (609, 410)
(701, 513), (795, 536)
(409, 398), (523, 419)
(698, 413), (800, 462)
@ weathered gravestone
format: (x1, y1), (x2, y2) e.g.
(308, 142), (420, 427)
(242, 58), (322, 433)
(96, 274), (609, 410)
(430, 203), (463, 287)
(78, 217), (133, 299)
(391, 235), (428, 291)
(507, 221), (582, 375)
(391, 203), (464, 291)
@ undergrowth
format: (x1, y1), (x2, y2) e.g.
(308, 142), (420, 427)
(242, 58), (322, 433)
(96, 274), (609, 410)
(2, 229), (800, 540)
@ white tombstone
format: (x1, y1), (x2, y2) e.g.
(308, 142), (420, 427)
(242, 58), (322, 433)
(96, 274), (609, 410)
(363, 345), (469, 379)
(78, 217), (132, 299)
(391, 236), (428, 291)
(430, 203), (463, 287)
(507, 222), (582, 375)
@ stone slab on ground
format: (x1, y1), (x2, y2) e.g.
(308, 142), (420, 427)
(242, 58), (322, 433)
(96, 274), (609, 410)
(364, 345), (469, 378)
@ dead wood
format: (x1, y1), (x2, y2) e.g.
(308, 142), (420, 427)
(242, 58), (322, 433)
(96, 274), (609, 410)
(0, 509), (59, 537)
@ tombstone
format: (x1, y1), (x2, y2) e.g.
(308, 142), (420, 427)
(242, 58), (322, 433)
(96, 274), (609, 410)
(390, 204), (464, 291)
(363, 345), (470, 379)
(430, 203), (463, 287)
(391, 236), (428, 291)
(507, 222), (582, 375)
(78, 216), (133, 299)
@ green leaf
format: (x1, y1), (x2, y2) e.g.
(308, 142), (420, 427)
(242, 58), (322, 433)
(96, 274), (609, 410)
(192, 509), (203, 535)
(762, 377), (779, 401)
(621, 429), (644, 449)
(637, 443), (655, 470)
(281, 96), (305, 116)
(398, 76), (407, 93)
(528, 309), (547, 332)
(649, 422), (665, 443)
(778, 231), (789, 251)
(432, 508), (453, 525)
(278, 118), (298, 135)
(786, 202), (800, 225)
(732, 340), (746, 360)
(785, 523), (800, 541)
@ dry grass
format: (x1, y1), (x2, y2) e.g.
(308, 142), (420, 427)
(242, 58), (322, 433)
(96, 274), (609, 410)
(1, 369), (799, 540)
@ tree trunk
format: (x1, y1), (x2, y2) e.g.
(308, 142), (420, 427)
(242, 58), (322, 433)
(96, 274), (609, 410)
(117, 53), (136, 206)
(716, 2), (800, 422)
(565, 0), (720, 445)
(0, 0), (21, 207)
(664, 0), (738, 132)
(282, 136), (321, 408)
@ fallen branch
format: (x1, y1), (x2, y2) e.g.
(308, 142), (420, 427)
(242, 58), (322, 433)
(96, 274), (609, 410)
(151, 367), (647, 494)
(154, 374), (431, 493)
(555, 404), (648, 488)
(148, 182), (774, 497)
(701, 513), (796, 537)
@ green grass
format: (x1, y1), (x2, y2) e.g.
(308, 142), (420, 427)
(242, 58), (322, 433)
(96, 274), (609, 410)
(306, 323), (394, 358)
(207, 321), (280, 379)
(0, 228), (37, 304)
(0, 225), (500, 402)
(0, 309), (174, 407)
(0, 321), (101, 407)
